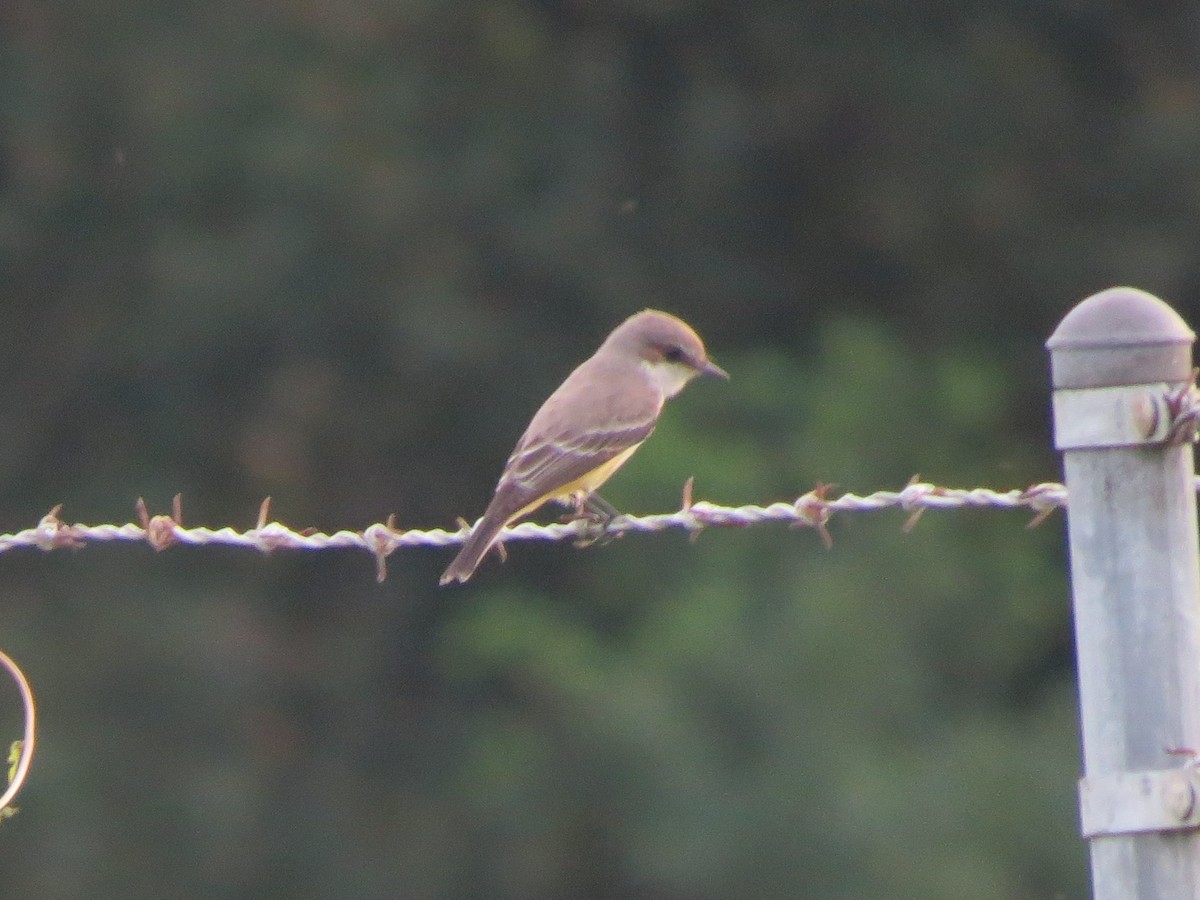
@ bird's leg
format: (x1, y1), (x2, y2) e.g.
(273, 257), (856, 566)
(583, 493), (620, 523)
(566, 491), (622, 547)
(563, 491), (618, 525)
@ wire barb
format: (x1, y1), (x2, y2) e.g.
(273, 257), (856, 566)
(1165, 369), (1200, 445)
(792, 483), (835, 548)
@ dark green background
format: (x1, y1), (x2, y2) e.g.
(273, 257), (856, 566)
(4, 1), (1198, 896)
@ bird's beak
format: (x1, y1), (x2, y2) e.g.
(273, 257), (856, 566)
(698, 359), (730, 380)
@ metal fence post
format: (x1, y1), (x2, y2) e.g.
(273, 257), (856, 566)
(1047, 287), (1200, 899)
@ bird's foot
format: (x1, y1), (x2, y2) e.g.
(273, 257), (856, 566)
(565, 493), (623, 547)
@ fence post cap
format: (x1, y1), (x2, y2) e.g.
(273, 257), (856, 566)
(1048, 287), (1194, 350)
(1047, 287), (1195, 389)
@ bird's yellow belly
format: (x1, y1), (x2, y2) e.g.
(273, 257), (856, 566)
(512, 443), (642, 521)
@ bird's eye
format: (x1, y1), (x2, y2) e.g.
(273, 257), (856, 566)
(664, 346), (686, 363)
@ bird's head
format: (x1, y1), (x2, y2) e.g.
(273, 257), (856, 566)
(608, 309), (728, 398)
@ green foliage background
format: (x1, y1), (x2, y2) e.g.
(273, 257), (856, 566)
(2, 0), (1197, 896)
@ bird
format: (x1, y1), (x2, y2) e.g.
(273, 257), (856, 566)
(439, 309), (728, 585)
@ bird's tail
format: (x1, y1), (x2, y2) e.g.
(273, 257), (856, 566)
(439, 514), (508, 585)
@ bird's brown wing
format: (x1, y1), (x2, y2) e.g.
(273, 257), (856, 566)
(440, 357), (663, 585)
(492, 418), (657, 517)
(485, 353), (664, 520)
(438, 419), (655, 585)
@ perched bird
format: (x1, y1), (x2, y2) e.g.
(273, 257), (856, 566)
(439, 310), (728, 585)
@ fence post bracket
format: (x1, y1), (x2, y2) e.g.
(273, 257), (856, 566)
(1079, 768), (1200, 839)
(1052, 383), (1178, 449)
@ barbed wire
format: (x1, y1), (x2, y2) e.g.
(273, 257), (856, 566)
(0, 478), (1076, 582)
(2, 374), (1197, 583)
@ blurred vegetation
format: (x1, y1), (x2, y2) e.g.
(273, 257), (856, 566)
(2, 0), (1198, 896)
